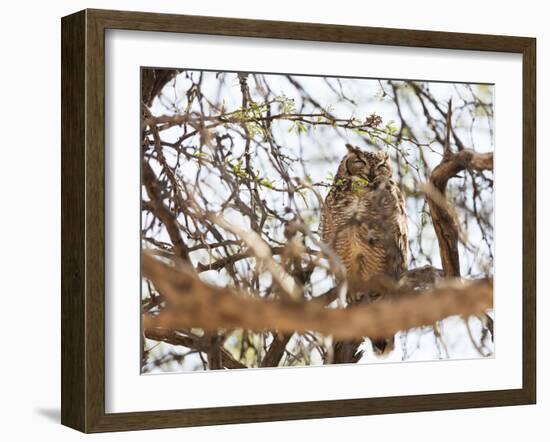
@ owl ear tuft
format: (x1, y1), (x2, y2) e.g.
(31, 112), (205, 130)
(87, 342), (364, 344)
(345, 143), (358, 153)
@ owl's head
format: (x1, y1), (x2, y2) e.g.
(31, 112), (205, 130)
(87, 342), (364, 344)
(336, 144), (392, 184)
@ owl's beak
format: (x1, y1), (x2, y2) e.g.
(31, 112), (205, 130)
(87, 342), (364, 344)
(365, 171), (375, 183)
(357, 174), (371, 185)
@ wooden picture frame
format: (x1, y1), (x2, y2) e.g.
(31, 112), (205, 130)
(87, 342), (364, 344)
(61, 8), (536, 433)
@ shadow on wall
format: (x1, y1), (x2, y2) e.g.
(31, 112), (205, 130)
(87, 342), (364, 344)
(35, 408), (60, 423)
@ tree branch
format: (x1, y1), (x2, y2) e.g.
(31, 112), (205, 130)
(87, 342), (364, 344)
(143, 327), (246, 369)
(260, 333), (293, 367)
(142, 159), (191, 263)
(427, 100), (493, 277)
(142, 253), (492, 341)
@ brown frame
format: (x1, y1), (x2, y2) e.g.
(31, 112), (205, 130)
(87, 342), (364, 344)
(61, 8), (536, 433)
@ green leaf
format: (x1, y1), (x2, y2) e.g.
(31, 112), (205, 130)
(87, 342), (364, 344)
(296, 121), (308, 134)
(351, 177), (369, 194)
(259, 178), (273, 189)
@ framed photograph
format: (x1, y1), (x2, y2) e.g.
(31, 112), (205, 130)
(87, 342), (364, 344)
(61, 9), (536, 433)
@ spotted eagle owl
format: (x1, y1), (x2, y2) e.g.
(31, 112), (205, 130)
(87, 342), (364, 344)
(320, 144), (408, 359)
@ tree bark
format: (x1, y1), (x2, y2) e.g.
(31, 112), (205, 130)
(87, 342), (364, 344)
(142, 253), (493, 341)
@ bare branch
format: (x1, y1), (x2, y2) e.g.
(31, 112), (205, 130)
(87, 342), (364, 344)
(143, 327), (246, 369)
(427, 100), (493, 277)
(142, 159), (191, 263)
(142, 253), (493, 341)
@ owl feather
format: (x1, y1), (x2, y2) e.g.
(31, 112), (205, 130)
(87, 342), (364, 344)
(320, 144), (409, 360)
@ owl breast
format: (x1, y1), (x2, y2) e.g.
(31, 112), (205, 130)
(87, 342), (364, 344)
(320, 181), (408, 296)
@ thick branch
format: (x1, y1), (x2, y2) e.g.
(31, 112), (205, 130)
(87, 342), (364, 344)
(142, 253), (492, 340)
(142, 69), (179, 107)
(143, 327), (246, 369)
(431, 149), (494, 191)
(428, 149), (493, 277)
(142, 160), (190, 263)
(260, 333), (293, 367)
(427, 100), (493, 278)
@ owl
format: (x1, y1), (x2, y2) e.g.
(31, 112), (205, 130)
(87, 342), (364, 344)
(320, 144), (409, 358)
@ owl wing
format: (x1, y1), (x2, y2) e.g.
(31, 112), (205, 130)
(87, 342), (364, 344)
(366, 181), (408, 279)
(319, 191), (335, 244)
(392, 185), (409, 277)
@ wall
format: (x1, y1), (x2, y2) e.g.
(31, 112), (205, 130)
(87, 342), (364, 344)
(0, 0), (546, 440)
